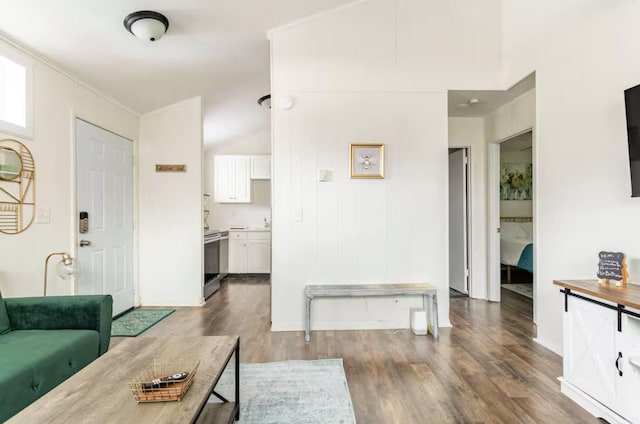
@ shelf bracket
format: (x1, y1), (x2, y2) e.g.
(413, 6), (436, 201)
(618, 304), (625, 332)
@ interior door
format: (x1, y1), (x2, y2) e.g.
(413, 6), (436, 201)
(448, 149), (468, 294)
(76, 119), (134, 316)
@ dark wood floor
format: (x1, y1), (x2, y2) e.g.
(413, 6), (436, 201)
(113, 277), (597, 423)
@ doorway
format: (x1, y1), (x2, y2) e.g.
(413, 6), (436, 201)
(448, 147), (471, 297)
(490, 131), (534, 319)
(75, 118), (134, 316)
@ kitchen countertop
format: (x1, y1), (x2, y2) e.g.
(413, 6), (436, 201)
(227, 227), (271, 232)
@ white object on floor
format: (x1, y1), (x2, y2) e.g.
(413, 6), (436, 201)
(410, 308), (427, 335)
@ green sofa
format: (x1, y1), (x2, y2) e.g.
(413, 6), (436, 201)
(0, 292), (112, 422)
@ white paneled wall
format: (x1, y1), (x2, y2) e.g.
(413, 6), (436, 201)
(272, 92), (449, 330)
(270, 0), (504, 331)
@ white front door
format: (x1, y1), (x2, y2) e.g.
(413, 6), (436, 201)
(448, 149), (468, 294)
(76, 119), (134, 315)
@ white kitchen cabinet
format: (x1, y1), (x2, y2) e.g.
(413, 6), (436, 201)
(228, 237), (248, 273)
(214, 155), (251, 203)
(228, 230), (270, 273)
(558, 281), (640, 424)
(250, 155), (271, 180)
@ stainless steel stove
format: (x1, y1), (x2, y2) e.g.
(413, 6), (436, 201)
(203, 229), (229, 299)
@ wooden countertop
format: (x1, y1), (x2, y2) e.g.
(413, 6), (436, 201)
(553, 279), (640, 310)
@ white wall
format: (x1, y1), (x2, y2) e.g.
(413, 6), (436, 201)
(204, 130), (271, 229)
(503, 1), (640, 354)
(138, 97), (203, 306)
(448, 118), (487, 299)
(0, 38), (138, 297)
(270, 0), (503, 331)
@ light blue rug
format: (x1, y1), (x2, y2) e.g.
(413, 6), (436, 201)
(502, 283), (533, 299)
(213, 359), (356, 424)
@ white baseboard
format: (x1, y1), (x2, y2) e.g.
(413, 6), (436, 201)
(559, 378), (631, 424)
(533, 336), (562, 356)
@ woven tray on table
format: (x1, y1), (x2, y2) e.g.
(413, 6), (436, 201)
(128, 356), (201, 403)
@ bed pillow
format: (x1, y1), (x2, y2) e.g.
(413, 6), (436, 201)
(520, 222), (533, 239)
(500, 222), (527, 239)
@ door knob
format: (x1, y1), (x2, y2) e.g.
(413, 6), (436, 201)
(79, 240), (92, 247)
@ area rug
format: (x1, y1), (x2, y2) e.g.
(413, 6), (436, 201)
(502, 283), (533, 299)
(110, 309), (175, 337)
(213, 359), (356, 424)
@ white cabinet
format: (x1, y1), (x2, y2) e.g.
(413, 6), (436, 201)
(228, 231), (271, 273)
(228, 237), (248, 273)
(250, 155), (271, 180)
(616, 314), (640, 423)
(564, 295), (618, 408)
(562, 291), (640, 423)
(214, 155), (251, 203)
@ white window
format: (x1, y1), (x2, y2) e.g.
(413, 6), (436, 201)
(0, 42), (33, 139)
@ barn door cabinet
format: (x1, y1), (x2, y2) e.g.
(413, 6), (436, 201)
(555, 280), (640, 424)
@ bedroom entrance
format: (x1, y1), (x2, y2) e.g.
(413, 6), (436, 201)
(494, 131), (534, 319)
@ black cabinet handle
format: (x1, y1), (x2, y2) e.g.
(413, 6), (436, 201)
(616, 352), (623, 377)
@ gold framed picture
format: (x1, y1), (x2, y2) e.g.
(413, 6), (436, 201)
(349, 144), (384, 179)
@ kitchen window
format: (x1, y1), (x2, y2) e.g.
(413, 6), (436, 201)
(0, 42), (33, 139)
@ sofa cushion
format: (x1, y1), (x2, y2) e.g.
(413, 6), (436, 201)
(0, 329), (99, 422)
(0, 291), (10, 334)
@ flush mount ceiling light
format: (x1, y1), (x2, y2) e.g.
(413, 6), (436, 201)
(257, 94), (271, 109)
(124, 11), (169, 42)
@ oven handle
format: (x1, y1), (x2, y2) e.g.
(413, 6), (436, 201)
(204, 237), (221, 245)
(219, 235), (229, 241)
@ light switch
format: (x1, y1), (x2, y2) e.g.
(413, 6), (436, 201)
(36, 207), (50, 224)
(318, 169), (332, 182)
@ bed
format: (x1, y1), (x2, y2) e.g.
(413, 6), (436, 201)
(500, 219), (533, 280)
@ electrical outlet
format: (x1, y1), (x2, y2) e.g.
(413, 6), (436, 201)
(36, 207), (50, 224)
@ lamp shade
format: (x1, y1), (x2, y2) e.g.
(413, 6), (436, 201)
(56, 254), (79, 280)
(124, 11), (169, 42)
(44, 252), (80, 296)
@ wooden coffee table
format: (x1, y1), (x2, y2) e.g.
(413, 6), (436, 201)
(8, 336), (239, 424)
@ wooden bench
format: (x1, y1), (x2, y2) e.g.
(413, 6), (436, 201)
(304, 283), (439, 342)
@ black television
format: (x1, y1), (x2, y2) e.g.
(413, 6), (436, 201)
(624, 83), (640, 197)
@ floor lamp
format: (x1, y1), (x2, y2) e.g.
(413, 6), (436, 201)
(43, 252), (79, 296)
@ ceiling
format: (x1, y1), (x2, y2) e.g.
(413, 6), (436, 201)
(0, 0), (355, 148)
(448, 73), (536, 118)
